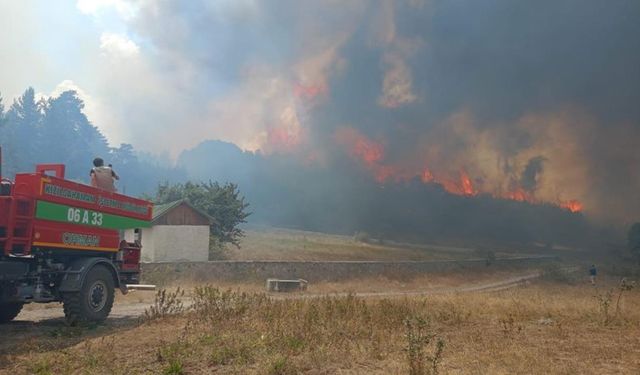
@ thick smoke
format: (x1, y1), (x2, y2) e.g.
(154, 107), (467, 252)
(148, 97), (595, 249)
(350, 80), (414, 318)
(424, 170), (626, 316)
(82, 0), (640, 224)
(520, 157), (546, 193)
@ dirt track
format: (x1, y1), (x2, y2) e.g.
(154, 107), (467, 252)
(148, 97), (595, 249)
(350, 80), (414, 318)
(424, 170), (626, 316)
(13, 272), (540, 323)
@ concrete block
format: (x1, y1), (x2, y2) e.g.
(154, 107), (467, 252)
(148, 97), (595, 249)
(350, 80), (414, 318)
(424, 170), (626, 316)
(266, 278), (308, 292)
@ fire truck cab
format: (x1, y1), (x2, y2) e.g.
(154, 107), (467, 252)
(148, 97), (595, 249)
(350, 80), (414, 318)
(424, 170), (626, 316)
(0, 158), (152, 325)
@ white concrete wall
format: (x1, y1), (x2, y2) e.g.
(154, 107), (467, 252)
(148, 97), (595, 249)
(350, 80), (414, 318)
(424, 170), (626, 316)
(126, 225), (209, 262)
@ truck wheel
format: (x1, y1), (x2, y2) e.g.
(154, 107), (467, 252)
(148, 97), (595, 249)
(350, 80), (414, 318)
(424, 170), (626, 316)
(63, 265), (115, 325)
(0, 302), (23, 323)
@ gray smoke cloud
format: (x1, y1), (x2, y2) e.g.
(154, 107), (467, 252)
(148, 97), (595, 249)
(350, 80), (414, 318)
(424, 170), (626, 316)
(520, 157), (546, 193)
(119, 0), (640, 224)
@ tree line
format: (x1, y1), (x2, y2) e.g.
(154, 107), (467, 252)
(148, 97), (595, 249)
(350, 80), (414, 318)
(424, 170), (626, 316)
(0, 87), (250, 249)
(0, 87), (186, 194)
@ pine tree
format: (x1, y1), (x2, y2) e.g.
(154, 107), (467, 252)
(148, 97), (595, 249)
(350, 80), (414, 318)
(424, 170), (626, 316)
(41, 90), (110, 181)
(4, 88), (43, 173)
(0, 93), (8, 175)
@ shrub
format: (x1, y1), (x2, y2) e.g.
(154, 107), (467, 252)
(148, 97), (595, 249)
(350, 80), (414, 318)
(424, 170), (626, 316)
(191, 286), (266, 323)
(404, 315), (445, 375)
(208, 236), (229, 260)
(144, 288), (185, 321)
(268, 356), (298, 375)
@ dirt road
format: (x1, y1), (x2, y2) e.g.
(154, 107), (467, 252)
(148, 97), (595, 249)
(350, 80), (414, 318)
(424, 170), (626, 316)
(13, 272), (540, 323)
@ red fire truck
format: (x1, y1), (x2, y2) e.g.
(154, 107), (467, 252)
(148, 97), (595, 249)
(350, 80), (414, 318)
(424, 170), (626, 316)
(0, 153), (152, 325)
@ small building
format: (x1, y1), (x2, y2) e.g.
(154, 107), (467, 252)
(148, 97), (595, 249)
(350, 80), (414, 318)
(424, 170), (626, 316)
(126, 199), (214, 262)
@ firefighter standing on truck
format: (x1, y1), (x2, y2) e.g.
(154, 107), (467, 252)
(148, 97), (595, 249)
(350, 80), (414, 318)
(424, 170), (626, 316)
(90, 157), (119, 192)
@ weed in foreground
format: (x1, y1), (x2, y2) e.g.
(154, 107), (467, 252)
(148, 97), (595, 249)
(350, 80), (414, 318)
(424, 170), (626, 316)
(268, 355), (298, 375)
(615, 278), (636, 318)
(163, 359), (184, 375)
(498, 313), (524, 337)
(207, 335), (256, 366)
(595, 278), (636, 325)
(404, 315), (445, 375)
(157, 340), (188, 375)
(30, 359), (53, 375)
(143, 288), (185, 321)
(191, 285), (266, 323)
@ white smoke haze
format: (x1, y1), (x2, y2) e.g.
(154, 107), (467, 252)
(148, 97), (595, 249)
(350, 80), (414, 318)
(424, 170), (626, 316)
(0, 2), (63, 100)
(202, 66), (301, 153)
(372, 1), (420, 108)
(99, 32), (139, 58)
(76, 0), (137, 19)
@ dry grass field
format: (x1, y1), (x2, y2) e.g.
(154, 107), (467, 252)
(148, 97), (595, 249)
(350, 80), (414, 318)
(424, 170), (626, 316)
(2, 276), (639, 375)
(0, 228), (634, 374)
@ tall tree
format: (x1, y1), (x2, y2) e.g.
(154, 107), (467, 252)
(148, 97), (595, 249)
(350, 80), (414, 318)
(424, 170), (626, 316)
(41, 90), (110, 181)
(4, 87), (43, 173)
(0, 93), (5, 135)
(109, 143), (139, 194)
(0, 86), (187, 196)
(0, 92), (8, 175)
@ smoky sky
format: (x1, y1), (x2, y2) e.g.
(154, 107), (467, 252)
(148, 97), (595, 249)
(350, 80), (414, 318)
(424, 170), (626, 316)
(126, 0), (640, 135)
(429, 1), (640, 123)
(322, 1), (640, 127)
(120, 0), (640, 223)
(2, 0), (636, 223)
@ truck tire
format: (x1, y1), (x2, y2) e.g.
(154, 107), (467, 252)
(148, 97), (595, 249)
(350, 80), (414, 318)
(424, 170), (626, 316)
(0, 302), (23, 323)
(63, 265), (115, 325)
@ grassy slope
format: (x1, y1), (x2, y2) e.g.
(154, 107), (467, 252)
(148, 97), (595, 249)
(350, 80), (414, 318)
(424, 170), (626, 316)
(3, 281), (639, 374)
(227, 226), (509, 261)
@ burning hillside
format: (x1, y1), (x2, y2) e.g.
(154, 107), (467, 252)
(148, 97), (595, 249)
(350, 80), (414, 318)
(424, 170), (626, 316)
(333, 125), (583, 213)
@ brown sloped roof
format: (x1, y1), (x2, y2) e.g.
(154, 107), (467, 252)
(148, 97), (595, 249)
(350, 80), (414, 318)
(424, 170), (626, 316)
(151, 199), (216, 225)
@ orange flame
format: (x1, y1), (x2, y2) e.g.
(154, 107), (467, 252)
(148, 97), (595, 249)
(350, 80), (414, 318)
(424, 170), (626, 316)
(559, 199), (583, 213)
(421, 168), (434, 183)
(268, 127), (300, 151)
(460, 170), (476, 196)
(334, 128), (582, 212)
(429, 170), (477, 196)
(505, 187), (535, 203)
(335, 127), (385, 167)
